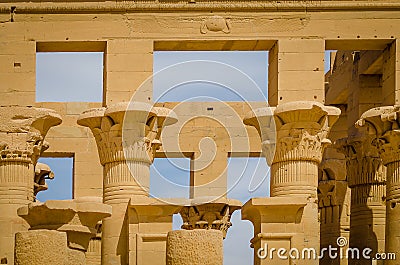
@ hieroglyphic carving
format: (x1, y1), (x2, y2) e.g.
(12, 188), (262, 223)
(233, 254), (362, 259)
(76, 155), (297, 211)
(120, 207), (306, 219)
(200, 15), (231, 34)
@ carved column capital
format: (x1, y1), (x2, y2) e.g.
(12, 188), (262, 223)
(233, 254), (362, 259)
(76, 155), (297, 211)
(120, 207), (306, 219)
(78, 103), (177, 166)
(179, 199), (241, 238)
(244, 101), (341, 197)
(336, 136), (386, 189)
(356, 106), (400, 165)
(0, 106), (62, 165)
(244, 101), (340, 164)
(78, 102), (177, 202)
(273, 101), (341, 163)
(0, 106), (61, 205)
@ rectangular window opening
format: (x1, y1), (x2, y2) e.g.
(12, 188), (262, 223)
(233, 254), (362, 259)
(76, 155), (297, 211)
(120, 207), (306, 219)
(153, 51), (268, 102)
(36, 52), (104, 102)
(150, 157), (191, 199)
(227, 157), (270, 203)
(325, 50), (337, 74)
(35, 157), (74, 202)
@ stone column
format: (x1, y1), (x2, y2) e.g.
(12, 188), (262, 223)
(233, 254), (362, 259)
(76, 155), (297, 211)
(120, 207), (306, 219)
(337, 136), (386, 264)
(166, 198), (241, 265)
(318, 159), (351, 265)
(15, 198), (112, 265)
(0, 106), (61, 265)
(356, 106), (400, 264)
(242, 101), (340, 265)
(78, 102), (177, 265)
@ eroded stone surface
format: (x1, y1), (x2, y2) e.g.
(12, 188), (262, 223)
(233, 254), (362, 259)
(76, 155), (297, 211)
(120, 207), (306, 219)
(15, 230), (67, 265)
(166, 230), (223, 265)
(18, 198), (112, 251)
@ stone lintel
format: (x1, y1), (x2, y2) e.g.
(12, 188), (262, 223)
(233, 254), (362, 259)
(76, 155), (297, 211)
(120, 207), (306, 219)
(250, 232), (295, 247)
(242, 197), (308, 224)
(128, 197), (183, 218)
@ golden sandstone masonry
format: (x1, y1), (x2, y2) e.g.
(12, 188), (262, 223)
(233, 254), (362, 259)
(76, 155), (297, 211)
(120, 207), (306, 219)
(0, 0), (400, 265)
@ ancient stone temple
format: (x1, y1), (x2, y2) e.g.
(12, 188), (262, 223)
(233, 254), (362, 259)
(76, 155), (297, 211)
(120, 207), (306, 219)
(0, 1), (400, 264)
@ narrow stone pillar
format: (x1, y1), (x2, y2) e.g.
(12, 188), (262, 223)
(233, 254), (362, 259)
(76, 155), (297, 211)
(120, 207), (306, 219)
(337, 136), (386, 264)
(242, 101), (340, 265)
(0, 106), (61, 264)
(166, 198), (240, 265)
(16, 198), (112, 265)
(356, 106), (400, 264)
(318, 158), (351, 265)
(78, 102), (177, 265)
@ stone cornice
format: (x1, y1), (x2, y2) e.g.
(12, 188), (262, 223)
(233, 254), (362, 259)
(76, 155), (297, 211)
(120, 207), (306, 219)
(1, 1), (400, 14)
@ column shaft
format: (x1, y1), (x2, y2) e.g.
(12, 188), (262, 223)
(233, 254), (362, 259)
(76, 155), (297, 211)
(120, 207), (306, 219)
(0, 106), (61, 265)
(356, 106), (400, 264)
(243, 101), (341, 265)
(78, 102), (178, 265)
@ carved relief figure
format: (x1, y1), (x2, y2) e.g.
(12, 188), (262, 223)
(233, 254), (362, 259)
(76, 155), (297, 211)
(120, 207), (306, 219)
(200, 15), (231, 34)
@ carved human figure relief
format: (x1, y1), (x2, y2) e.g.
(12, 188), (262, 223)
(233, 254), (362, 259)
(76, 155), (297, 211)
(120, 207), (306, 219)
(200, 15), (231, 34)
